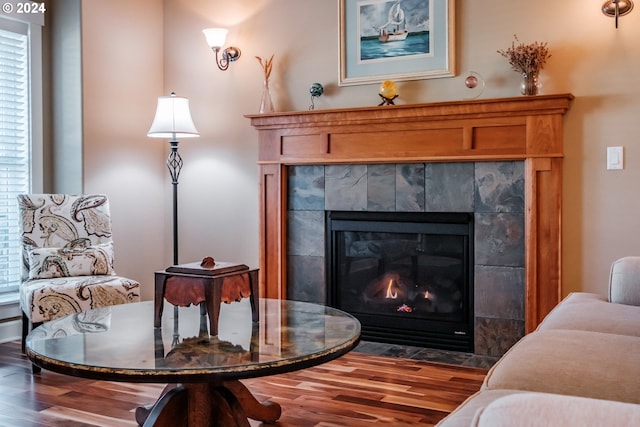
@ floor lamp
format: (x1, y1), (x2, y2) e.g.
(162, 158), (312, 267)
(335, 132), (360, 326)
(148, 93), (199, 342)
(147, 92), (199, 267)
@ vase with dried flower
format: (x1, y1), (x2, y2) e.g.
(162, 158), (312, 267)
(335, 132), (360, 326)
(498, 35), (550, 96)
(256, 54), (274, 113)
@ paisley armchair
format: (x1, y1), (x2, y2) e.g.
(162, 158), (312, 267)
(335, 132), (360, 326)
(18, 194), (141, 356)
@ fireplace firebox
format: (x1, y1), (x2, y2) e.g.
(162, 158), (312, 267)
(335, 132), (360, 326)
(326, 211), (474, 351)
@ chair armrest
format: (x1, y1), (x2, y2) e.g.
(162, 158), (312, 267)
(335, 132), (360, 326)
(609, 257), (640, 306)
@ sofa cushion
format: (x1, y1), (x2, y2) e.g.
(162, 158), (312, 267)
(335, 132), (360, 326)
(537, 292), (640, 337)
(482, 329), (640, 404)
(435, 390), (528, 427)
(473, 392), (640, 427)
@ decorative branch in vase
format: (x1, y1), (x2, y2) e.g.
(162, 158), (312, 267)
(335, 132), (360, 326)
(498, 35), (551, 96)
(256, 54), (275, 113)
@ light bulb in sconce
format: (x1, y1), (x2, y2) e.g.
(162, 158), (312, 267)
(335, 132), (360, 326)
(203, 28), (241, 71)
(203, 28), (227, 48)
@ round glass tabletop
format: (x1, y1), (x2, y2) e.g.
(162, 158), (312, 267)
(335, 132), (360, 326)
(26, 299), (361, 383)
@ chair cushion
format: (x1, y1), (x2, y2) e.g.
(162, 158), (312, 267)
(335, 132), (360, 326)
(18, 194), (114, 281)
(27, 242), (115, 279)
(21, 275), (140, 323)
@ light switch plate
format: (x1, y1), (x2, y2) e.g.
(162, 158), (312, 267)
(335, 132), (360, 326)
(607, 146), (624, 170)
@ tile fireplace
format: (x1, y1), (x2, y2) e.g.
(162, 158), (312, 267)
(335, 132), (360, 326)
(287, 161), (525, 355)
(248, 94), (573, 357)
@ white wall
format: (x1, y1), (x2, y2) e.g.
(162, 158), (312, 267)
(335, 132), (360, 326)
(81, 0), (166, 300)
(49, 0), (83, 194)
(80, 0), (640, 299)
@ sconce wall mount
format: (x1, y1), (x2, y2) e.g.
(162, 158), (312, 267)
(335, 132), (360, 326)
(203, 28), (241, 71)
(602, 0), (634, 28)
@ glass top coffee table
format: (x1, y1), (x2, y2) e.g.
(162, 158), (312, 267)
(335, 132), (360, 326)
(26, 299), (361, 427)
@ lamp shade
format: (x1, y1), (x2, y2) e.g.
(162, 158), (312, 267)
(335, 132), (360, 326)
(202, 28), (228, 48)
(147, 93), (199, 139)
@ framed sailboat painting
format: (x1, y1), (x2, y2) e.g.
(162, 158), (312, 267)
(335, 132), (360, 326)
(339, 0), (455, 86)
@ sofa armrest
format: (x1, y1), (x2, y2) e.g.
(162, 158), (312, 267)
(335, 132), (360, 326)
(609, 257), (640, 306)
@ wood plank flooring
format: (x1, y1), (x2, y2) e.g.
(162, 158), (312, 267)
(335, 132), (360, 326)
(0, 340), (486, 426)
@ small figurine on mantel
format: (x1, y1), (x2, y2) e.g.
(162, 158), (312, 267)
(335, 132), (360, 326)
(463, 71), (485, 99)
(378, 80), (399, 106)
(309, 82), (324, 110)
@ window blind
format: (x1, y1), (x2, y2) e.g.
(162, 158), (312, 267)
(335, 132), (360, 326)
(0, 22), (29, 294)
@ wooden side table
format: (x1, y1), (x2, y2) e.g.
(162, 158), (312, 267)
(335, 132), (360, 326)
(154, 261), (259, 336)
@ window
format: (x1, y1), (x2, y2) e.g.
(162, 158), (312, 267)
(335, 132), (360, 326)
(0, 23), (29, 294)
(0, 8), (43, 298)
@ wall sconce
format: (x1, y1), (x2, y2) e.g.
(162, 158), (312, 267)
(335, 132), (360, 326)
(602, 0), (634, 28)
(203, 28), (241, 71)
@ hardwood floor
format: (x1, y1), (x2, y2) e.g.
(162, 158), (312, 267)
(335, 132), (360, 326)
(0, 340), (486, 426)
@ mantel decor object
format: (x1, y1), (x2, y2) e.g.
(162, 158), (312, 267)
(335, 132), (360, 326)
(378, 80), (399, 106)
(498, 35), (550, 96)
(256, 54), (275, 113)
(309, 83), (324, 110)
(463, 71), (485, 99)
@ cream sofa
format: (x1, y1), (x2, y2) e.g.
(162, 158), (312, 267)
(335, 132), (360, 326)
(437, 257), (640, 426)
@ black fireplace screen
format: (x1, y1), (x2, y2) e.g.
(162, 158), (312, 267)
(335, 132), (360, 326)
(326, 211), (474, 351)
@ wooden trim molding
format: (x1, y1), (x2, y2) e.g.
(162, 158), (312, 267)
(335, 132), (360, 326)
(525, 157), (563, 331)
(258, 163), (286, 300)
(247, 93), (574, 332)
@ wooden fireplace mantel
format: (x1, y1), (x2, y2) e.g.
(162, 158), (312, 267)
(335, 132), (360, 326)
(247, 93), (574, 332)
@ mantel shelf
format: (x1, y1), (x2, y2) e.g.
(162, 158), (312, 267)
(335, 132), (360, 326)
(246, 94), (574, 130)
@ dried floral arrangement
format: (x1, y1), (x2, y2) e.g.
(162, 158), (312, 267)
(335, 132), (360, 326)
(255, 54), (274, 80)
(497, 35), (550, 75)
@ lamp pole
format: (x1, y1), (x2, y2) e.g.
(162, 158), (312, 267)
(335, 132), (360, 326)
(167, 140), (183, 265)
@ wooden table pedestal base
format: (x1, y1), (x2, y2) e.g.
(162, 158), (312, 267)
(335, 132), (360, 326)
(136, 380), (282, 427)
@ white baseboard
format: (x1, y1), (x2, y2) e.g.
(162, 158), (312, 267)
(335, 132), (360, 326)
(0, 319), (21, 344)
(0, 295), (22, 343)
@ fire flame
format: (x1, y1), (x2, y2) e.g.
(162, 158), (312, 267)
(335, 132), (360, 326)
(385, 279), (398, 299)
(425, 291), (430, 299)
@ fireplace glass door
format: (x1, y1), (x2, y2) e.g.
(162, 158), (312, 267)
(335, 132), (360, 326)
(327, 211), (474, 351)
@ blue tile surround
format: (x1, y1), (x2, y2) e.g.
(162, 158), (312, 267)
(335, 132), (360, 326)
(287, 161), (525, 357)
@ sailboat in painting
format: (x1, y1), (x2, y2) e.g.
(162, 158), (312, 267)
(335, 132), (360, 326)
(377, 1), (409, 42)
